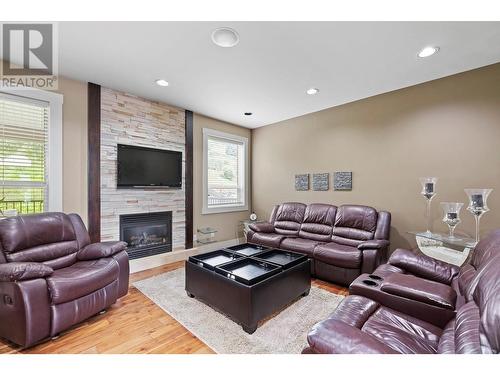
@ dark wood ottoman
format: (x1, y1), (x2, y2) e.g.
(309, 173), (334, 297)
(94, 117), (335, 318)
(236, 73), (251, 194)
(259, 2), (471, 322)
(185, 244), (311, 334)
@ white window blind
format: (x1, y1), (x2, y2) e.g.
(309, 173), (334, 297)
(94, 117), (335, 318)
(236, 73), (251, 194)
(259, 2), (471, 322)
(204, 130), (248, 213)
(0, 94), (49, 215)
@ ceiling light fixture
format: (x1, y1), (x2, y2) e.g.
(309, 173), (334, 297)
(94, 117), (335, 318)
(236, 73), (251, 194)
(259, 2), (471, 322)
(244, 112), (252, 116)
(211, 27), (239, 48)
(306, 88), (319, 95)
(417, 46), (439, 58)
(155, 79), (169, 87)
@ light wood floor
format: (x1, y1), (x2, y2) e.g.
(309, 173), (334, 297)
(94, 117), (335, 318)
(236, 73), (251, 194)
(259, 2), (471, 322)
(0, 261), (348, 354)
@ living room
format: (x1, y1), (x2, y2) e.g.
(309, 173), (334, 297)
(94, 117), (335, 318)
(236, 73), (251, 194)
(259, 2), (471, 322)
(1, 1), (500, 373)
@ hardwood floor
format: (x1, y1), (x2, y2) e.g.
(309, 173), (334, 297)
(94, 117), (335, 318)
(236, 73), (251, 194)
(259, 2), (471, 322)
(0, 261), (348, 354)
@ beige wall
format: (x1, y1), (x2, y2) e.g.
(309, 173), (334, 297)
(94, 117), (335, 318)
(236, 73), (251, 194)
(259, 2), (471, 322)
(252, 63), (500, 251)
(193, 113), (252, 242)
(55, 77), (88, 224)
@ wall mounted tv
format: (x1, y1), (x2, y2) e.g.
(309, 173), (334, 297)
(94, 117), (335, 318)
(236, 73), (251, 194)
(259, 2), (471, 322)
(117, 144), (182, 188)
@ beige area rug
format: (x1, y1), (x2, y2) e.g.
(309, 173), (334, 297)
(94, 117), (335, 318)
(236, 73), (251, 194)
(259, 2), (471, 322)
(133, 268), (344, 354)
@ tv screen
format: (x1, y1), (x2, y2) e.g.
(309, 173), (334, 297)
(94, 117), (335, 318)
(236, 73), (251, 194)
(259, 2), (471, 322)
(117, 144), (182, 188)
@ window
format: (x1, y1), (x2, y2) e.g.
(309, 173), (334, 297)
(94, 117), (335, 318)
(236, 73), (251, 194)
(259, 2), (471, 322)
(0, 88), (63, 215)
(203, 128), (248, 214)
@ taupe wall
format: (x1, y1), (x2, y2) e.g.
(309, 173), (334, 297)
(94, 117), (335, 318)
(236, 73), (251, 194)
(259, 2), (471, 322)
(55, 77), (88, 224)
(193, 113), (252, 242)
(252, 63), (500, 251)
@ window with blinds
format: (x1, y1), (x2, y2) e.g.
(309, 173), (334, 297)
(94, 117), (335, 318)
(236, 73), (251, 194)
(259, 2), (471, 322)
(204, 130), (248, 212)
(0, 94), (49, 215)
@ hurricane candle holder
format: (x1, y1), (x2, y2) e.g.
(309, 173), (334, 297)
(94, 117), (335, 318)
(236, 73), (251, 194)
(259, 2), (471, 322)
(440, 202), (464, 239)
(465, 188), (493, 244)
(420, 177), (438, 234)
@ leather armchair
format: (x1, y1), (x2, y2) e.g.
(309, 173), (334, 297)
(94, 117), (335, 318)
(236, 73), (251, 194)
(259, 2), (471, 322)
(0, 212), (129, 348)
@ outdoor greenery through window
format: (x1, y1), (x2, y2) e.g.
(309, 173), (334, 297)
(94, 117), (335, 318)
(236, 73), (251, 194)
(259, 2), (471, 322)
(204, 129), (247, 213)
(0, 94), (49, 215)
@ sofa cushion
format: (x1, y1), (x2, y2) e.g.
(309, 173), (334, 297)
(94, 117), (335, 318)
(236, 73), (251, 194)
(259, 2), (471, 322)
(314, 242), (362, 269)
(360, 305), (442, 354)
(332, 205), (377, 246)
(280, 237), (321, 256)
(273, 202), (306, 236)
(299, 204), (336, 242)
(249, 232), (285, 248)
(47, 258), (119, 304)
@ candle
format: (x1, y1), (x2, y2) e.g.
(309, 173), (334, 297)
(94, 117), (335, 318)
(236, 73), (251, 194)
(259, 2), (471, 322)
(471, 194), (484, 208)
(425, 183), (434, 193)
(447, 212), (458, 220)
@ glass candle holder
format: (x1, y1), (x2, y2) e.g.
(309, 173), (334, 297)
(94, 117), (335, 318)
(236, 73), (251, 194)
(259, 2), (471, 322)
(440, 202), (463, 239)
(465, 188), (493, 243)
(420, 177), (438, 234)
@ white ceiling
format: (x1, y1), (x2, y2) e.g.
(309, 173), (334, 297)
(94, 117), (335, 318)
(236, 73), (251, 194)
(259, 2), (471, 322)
(57, 22), (500, 128)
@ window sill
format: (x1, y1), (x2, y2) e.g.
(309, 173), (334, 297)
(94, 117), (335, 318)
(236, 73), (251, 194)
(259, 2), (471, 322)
(202, 205), (249, 215)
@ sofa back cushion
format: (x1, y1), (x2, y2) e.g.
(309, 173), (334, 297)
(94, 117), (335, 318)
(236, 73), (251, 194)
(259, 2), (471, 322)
(439, 254), (500, 354)
(299, 204), (337, 241)
(0, 212), (79, 270)
(273, 202), (306, 236)
(332, 205), (377, 246)
(472, 255), (500, 353)
(457, 230), (500, 301)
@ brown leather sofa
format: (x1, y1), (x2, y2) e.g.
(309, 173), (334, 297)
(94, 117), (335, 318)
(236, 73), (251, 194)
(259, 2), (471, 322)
(247, 202), (391, 285)
(303, 229), (500, 354)
(0, 212), (129, 348)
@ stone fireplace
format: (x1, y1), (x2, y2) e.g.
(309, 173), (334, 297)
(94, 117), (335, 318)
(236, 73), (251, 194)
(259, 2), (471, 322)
(100, 87), (186, 252)
(120, 211), (172, 259)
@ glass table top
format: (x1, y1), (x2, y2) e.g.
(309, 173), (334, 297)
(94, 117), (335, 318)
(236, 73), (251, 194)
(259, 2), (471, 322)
(408, 231), (476, 248)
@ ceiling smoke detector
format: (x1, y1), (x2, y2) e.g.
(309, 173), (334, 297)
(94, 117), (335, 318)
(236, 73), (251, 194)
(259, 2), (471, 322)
(211, 27), (240, 48)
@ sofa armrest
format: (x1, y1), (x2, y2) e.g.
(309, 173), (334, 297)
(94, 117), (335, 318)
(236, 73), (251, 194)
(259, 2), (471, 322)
(0, 262), (53, 282)
(307, 319), (397, 354)
(388, 248), (459, 285)
(77, 241), (127, 260)
(248, 222), (275, 233)
(358, 239), (390, 251)
(380, 273), (457, 309)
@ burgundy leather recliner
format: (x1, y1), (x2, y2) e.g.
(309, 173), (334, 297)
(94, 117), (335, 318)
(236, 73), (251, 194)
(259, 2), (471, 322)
(0, 212), (129, 348)
(247, 202), (391, 285)
(302, 230), (500, 354)
(347, 229), (500, 328)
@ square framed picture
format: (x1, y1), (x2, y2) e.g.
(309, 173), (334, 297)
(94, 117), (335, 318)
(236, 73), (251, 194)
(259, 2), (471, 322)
(295, 174), (309, 191)
(312, 173), (329, 191)
(334, 171), (352, 191)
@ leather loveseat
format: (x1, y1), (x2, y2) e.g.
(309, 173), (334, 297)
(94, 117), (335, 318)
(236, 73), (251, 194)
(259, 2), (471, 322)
(348, 229), (500, 328)
(0, 212), (129, 348)
(302, 229), (500, 354)
(247, 202), (391, 285)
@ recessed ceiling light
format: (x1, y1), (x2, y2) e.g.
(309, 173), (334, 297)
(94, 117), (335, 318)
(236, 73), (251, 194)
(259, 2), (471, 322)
(211, 27), (239, 48)
(244, 112), (252, 116)
(417, 46), (439, 58)
(155, 79), (169, 87)
(306, 88), (319, 95)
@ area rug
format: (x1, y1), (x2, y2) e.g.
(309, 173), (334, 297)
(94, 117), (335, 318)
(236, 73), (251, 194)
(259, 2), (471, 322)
(133, 268), (344, 354)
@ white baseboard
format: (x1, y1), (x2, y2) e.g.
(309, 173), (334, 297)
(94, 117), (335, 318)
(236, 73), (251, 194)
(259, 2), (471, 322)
(129, 238), (242, 274)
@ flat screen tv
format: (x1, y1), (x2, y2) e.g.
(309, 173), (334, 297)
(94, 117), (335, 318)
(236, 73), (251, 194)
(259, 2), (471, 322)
(117, 144), (182, 188)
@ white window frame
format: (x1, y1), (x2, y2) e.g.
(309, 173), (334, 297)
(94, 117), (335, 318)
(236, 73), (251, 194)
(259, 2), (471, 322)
(202, 128), (249, 214)
(0, 85), (63, 212)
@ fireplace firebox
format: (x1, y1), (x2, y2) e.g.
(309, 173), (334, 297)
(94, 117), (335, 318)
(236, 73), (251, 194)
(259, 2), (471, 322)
(119, 211), (172, 260)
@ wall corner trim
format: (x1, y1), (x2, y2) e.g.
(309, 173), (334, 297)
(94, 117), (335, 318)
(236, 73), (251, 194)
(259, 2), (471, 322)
(87, 82), (101, 242)
(185, 110), (194, 249)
